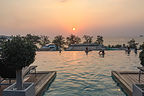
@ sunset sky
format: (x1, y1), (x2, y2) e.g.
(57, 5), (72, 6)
(0, 0), (144, 37)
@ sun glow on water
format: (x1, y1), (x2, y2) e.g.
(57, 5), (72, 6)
(36, 51), (140, 96)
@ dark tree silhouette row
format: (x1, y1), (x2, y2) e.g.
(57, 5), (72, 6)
(0, 34), (143, 49)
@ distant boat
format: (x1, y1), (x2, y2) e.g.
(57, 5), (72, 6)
(139, 35), (143, 37)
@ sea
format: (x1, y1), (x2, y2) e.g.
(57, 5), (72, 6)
(103, 36), (144, 46)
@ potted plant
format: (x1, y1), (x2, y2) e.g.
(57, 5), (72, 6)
(1, 36), (37, 96)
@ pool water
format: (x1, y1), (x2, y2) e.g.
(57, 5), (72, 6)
(33, 51), (141, 96)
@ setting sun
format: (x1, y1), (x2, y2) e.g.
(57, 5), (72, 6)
(72, 27), (76, 31)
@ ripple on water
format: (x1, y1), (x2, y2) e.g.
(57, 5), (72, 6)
(33, 51), (140, 96)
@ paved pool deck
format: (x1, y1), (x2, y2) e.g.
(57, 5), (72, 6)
(0, 71), (56, 96)
(111, 71), (144, 96)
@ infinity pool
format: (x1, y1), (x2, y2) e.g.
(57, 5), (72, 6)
(33, 51), (140, 96)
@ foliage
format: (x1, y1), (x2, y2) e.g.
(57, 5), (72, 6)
(122, 44), (126, 48)
(83, 35), (93, 44)
(39, 35), (50, 47)
(0, 36), (8, 42)
(95, 35), (103, 45)
(128, 38), (138, 48)
(115, 44), (122, 48)
(139, 42), (144, 49)
(75, 36), (81, 44)
(1, 36), (37, 70)
(52, 35), (65, 49)
(0, 36), (10, 47)
(66, 34), (81, 45)
(107, 44), (122, 48)
(139, 49), (144, 66)
(25, 34), (40, 44)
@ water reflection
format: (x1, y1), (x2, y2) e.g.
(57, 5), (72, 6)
(32, 51), (140, 96)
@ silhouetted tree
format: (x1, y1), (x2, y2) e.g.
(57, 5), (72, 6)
(95, 35), (103, 45)
(139, 45), (144, 66)
(0, 36), (8, 42)
(115, 44), (122, 48)
(122, 44), (126, 48)
(66, 34), (81, 45)
(52, 35), (65, 50)
(140, 42), (144, 49)
(107, 44), (122, 48)
(83, 35), (93, 44)
(108, 45), (111, 48)
(0, 36), (9, 47)
(39, 35), (50, 47)
(75, 36), (81, 44)
(25, 34), (40, 44)
(0, 36), (37, 90)
(128, 38), (138, 48)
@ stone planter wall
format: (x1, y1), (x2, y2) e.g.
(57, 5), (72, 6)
(3, 82), (35, 96)
(133, 84), (144, 96)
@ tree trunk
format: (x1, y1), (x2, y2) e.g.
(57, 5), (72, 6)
(16, 69), (23, 90)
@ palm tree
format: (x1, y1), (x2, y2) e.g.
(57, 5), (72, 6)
(75, 36), (81, 44)
(128, 38), (138, 48)
(83, 35), (93, 44)
(39, 35), (50, 47)
(66, 34), (81, 45)
(52, 35), (65, 50)
(95, 35), (103, 45)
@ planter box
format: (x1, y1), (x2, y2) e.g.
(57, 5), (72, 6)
(133, 84), (144, 96)
(3, 82), (35, 96)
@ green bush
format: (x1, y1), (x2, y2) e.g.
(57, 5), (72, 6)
(1, 36), (37, 70)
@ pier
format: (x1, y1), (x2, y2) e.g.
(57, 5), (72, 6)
(111, 71), (144, 96)
(0, 71), (56, 96)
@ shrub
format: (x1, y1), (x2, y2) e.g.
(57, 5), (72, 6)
(0, 36), (37, 90)
(139, 50), (144, 66)
(0, 36), (37, 76)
